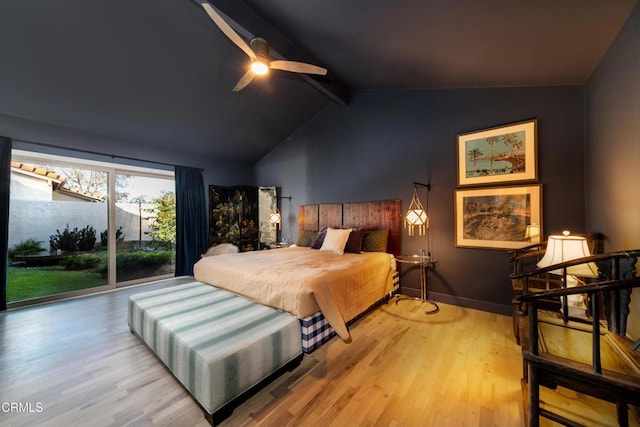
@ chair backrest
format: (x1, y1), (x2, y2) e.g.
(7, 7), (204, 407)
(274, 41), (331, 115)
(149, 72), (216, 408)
(513, 249), (640, 336)
(202, 243), (239, 257)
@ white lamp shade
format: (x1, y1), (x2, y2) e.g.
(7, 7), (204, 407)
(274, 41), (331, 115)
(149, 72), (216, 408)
(404, 208), (428, 236)
(404, 187), (429, 236)
(405, 208), (427, 226)
(269, 211), (281, 225)
(537, 233), (598, 277)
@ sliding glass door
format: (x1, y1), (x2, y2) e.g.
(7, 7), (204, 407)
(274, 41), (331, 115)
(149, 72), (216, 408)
(8, 160), (110, 302)
(7, 150), (175, 305)
(115, 173), (175, 284)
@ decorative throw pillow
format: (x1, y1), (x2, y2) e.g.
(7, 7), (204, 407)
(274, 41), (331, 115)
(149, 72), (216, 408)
(361, 229), (389, 252)
(296, 230), (317, 247)
(344, 227), (365, 253)
(311, 227), (328, 249)
(319, 228), (352, 255)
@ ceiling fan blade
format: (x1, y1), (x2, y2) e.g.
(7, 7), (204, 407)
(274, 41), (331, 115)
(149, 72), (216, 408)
(195, 1), (256, 60)
(232, 69), (255, 91)
(270, 60), (327, 75)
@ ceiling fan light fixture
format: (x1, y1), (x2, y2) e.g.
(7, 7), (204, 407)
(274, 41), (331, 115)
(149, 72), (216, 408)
(195, 5), (327, 91)
(251, 60), (269, 75)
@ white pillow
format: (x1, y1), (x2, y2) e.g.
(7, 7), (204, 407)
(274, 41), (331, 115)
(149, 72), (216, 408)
(319, 228), (352, 255)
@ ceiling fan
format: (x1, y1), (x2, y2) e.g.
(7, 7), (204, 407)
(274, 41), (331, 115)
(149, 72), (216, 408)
(194, 0), (328, 91)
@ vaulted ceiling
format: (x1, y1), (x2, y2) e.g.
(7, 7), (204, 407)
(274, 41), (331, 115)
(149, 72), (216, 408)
(0, 0), (636, 163)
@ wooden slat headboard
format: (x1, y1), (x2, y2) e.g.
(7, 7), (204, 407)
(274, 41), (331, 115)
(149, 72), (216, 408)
(298, 199), (402, 256)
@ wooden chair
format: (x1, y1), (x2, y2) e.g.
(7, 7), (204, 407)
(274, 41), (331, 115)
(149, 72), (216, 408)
(512, 250), (640, 426)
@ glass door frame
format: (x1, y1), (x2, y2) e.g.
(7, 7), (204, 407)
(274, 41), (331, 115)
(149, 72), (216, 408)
(9, 149), (174, 307)
(112, 169), (176, 288)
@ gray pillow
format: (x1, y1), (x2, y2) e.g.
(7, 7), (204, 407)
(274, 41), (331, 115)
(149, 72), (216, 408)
(296, 230), (317, 247)
(361, 229), (389, 252)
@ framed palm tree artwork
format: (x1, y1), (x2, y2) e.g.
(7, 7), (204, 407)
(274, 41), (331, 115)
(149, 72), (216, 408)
(457, 119), (537, 186)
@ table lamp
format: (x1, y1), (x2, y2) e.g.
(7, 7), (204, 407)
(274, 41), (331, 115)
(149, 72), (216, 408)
(537, 230), (598, 318)
(537, 230), (598, 278)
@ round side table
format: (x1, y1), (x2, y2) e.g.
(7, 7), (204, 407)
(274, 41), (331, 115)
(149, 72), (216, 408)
(395, 254), (439, 314)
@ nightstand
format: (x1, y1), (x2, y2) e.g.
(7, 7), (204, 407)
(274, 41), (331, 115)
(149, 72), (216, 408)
(395, 253), (439, 314)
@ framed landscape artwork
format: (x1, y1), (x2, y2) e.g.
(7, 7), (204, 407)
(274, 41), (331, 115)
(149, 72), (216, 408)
(457, 119), (537, 186)
(454, 184), (542, 250)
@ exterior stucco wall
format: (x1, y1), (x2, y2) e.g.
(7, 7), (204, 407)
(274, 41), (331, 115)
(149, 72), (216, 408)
(8, 201), (156, 251)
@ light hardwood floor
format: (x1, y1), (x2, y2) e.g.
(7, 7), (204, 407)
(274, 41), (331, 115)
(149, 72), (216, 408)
(2, 277), (527, 426)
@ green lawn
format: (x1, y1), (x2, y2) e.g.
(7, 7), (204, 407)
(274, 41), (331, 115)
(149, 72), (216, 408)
(7, 267), (107, 302)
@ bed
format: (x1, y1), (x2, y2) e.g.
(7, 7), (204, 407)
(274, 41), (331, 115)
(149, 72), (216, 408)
(128, 199), (401, 424)
(194, 199), (402, 352)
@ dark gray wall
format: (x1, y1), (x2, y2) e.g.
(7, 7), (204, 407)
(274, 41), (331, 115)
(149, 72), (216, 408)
(255, 86), (586, 314)
(0, 113), (253, 188)
(585, 3), (639, 252)
(585, 3), (639, 338)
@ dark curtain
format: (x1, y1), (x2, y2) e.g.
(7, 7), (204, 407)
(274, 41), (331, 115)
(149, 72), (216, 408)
(175, 166), (208, 276)
(0, 137), (12, 311)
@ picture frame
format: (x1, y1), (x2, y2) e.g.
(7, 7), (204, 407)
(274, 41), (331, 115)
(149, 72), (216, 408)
(457, 119), (537, 186)
(454, 184), (542, 250)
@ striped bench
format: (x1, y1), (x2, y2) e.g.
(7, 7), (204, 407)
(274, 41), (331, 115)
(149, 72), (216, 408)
(127, 282), (303, 425)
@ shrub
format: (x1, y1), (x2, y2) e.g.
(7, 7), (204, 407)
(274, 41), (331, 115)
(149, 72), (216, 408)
(9, 238), (46, 258)
(146, 239), (174, 251)
(77, 225), (97, 251)
(59, 253), (102, 270)
(95, 249), (174, 277)
(116, 250), (173, 269)
(100, 226), (125, 247)
(50, 227), (79, 252)
(50, 225), (97, 252)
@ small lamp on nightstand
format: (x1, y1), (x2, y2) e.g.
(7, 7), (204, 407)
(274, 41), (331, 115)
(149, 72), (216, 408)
(269, 209), (282, 228)
(270, 196), (291, 245)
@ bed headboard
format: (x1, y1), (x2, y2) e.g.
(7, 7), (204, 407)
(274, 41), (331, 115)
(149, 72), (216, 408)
(298, 199), (402, 256)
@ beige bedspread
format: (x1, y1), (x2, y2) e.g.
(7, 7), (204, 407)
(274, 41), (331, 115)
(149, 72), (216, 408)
(193, 246), (395, 341)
